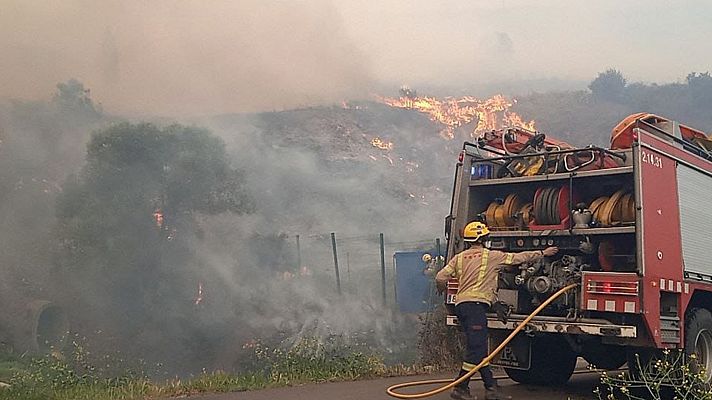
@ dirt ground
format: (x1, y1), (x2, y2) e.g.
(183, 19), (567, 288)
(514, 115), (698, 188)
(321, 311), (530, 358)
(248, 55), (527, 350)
(191, 371), (603, 400)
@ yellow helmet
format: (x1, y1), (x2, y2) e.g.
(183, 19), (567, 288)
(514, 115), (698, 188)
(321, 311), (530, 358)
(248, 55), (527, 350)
(422, 253), (432, 263)
(463, 221), (490, 242)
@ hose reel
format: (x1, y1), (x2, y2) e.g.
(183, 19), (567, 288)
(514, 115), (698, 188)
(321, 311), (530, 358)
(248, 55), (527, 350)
(484, 194), (525, 228)
(590, 189), (635, 226)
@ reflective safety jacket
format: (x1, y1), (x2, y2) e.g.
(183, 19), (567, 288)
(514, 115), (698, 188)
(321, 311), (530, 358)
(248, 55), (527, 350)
(435, 247), (544, 306)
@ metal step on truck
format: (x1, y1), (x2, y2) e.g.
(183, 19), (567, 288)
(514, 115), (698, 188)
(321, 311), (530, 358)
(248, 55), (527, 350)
(443, 113), (712, 385)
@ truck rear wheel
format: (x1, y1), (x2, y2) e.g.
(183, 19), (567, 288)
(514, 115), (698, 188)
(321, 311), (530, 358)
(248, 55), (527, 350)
(685, 308), (712, 384)
(504, 335), (576, 386)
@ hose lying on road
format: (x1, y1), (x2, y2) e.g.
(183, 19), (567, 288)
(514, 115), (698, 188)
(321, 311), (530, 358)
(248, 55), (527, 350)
(386, 283), (579, 399)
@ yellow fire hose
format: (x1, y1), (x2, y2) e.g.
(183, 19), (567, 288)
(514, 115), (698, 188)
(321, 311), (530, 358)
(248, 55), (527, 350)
(386, 283), (579, 399)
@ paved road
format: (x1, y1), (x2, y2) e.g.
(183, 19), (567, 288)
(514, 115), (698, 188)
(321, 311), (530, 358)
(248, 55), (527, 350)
(193, 371), (603, 400)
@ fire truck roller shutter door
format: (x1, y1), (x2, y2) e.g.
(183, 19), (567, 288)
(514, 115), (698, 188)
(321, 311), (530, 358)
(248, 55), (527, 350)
(677, 164), (712, 277)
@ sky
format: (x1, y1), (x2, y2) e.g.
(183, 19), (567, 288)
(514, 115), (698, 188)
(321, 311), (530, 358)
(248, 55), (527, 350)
(337, 1), (712, 83)
(1, 0), (711, 115)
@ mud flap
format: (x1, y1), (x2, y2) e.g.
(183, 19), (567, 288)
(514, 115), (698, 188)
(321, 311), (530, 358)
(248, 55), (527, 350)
(488, 331), (531, 370)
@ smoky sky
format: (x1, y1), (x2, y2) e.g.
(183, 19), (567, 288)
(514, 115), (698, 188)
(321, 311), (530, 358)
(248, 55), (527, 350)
(2, 0), (712, 116)
(339, 0), (712, 85)
(0, 0), (374, 116)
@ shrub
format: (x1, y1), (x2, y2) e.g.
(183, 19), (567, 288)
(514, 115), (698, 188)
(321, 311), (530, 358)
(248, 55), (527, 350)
(595, 349), (712, 400)
(251, 336), (385, 384)
(417, 305), (464, 369)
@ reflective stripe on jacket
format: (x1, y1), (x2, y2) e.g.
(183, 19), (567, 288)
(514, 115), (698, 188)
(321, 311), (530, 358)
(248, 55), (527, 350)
(435, 247), (543, 305)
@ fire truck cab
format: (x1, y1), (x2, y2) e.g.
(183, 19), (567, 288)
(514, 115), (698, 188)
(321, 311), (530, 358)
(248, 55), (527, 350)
(444, 115), (712, 385)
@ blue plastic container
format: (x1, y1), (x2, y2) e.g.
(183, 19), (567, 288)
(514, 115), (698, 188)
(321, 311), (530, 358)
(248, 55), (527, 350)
(471, 163), (493, 179)
(394, 250), (439, 313)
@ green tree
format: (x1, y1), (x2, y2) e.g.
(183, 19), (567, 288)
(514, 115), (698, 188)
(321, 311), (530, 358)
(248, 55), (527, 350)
(56, 122), (253, 335)
(0, 80), (106, 305)
(53, 78), (102, 119)
(687, 72), (712, 105)
(589, 69), (628, 103)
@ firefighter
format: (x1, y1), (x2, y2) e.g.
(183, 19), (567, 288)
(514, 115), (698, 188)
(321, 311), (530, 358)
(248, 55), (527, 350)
(436, 221), (558, 400)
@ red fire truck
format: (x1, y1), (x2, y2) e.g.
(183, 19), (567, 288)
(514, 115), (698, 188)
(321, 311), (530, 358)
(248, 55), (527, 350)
(444, 114), (712, 385)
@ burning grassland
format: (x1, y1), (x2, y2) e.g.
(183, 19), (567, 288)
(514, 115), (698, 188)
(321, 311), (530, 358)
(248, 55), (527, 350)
(378, 91), (535, 140)
(208, 91), (537, 232)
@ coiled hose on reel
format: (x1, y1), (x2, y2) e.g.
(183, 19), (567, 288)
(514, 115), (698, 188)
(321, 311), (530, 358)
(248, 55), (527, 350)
(386, 283), (579, 399)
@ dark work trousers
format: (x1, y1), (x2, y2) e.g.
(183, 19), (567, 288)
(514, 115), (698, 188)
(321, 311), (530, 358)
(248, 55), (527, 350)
(454, 301), (496, 390)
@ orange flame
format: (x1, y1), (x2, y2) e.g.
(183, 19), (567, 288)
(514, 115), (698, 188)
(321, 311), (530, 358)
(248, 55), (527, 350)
(153, 209), (164, 228)
(371, 137), (394, 151)
(379, 94), (535, 140)
(194, 281), (204, 305)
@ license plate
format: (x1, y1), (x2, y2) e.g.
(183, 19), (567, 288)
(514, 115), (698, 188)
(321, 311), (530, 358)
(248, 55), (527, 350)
(488, 331), (531, 370)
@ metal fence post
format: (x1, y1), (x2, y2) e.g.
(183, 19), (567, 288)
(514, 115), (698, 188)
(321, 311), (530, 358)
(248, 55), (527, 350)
(346, 251), (351, 285)
(296, 234), (302, 270)
(331, 232), (342, 295)
(379, 233), (387, 306)
(392, 254), (398, 305)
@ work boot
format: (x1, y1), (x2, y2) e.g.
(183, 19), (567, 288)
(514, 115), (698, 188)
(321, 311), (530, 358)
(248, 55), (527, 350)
(484, 385), (511, 400)
(450, 387), (477, 400)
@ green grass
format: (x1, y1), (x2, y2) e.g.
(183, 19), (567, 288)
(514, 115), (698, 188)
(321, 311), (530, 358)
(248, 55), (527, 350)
(0, 372), (272, 400)
(0, 360), (24, 382)
(0, 337), (398, 400)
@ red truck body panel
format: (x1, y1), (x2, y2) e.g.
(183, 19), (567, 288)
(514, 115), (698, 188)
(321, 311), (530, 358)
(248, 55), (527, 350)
(637, 130), (712, 348)
(638, 136), (685, 347)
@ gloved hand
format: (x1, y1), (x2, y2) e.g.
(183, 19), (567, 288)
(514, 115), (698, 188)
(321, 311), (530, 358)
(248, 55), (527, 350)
(542, 246), (559, 257)
(491, 301), (511, 324)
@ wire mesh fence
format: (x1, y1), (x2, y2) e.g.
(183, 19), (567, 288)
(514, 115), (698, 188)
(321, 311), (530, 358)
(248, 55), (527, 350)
(289, 232), (444, 310)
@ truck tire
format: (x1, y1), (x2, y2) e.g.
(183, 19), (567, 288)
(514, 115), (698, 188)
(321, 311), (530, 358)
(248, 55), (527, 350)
(685, 308), (712, 384)
(504, 335), (576, 386)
